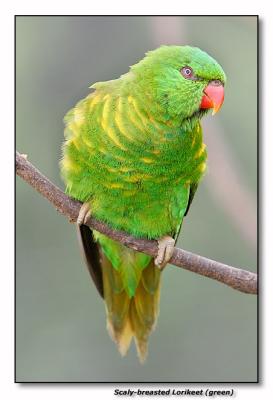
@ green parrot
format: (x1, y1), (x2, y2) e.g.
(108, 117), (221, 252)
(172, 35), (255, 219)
(60, 45), (226, 362)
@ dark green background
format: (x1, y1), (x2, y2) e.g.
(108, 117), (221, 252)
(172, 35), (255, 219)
(16, 16), (257, 382)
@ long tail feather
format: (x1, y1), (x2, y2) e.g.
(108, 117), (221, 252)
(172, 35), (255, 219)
(102, 251), (161, 362)
(77, 226), (161, 361)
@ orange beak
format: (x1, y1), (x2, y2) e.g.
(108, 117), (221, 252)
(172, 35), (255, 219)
(200, 81), (224, 115)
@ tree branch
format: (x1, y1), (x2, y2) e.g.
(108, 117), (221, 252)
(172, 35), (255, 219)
(16, 151), (257, 295)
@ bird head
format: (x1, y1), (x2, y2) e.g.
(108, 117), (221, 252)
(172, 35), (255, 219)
(130, 45), (226, 125)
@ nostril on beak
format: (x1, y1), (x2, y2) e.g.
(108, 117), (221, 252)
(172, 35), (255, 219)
(209, 79), (223, 86)
(200, 81), (225, 114)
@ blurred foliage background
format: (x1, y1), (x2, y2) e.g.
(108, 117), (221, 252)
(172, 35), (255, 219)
(16, 16), (257, 382)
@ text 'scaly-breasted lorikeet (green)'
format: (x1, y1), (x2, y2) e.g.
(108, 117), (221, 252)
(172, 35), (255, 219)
(60, 46), (226, 362)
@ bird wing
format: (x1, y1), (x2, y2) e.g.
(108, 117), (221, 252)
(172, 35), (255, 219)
(173, 182), (198, 242)
(76, 224), (104, 298)
(184, 182), (199, 217)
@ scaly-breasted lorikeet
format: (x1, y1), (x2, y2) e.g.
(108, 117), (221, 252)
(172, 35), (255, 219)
(60, 45), (226, 362)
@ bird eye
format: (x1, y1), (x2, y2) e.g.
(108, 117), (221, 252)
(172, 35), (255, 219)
(181, 66), (194, 79)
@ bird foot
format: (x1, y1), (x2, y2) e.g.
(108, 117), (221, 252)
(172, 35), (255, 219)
(155, 236), (175, 270)
(77, 202), (92, 225)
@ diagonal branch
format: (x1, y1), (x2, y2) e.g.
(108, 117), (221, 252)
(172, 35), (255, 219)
(16, 151), (257, 295)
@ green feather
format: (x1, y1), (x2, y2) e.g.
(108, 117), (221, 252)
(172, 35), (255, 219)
(60, 45), (226, 359)
(94, 232), (151, 297)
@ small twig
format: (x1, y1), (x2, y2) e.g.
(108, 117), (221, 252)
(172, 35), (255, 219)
(16, 151), (257, 295)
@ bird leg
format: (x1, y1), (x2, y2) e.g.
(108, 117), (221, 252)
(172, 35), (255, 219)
(77, 202), (92, 225)
(155, 236), (175, 270)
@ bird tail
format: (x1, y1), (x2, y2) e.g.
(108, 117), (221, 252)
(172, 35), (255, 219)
(101, 252), (161, 362)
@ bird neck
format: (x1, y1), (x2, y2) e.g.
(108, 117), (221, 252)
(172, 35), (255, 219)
(123, 76), (208, 134)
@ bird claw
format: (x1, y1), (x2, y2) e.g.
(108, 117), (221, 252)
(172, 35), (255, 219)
(77, 202), (92, 225)
(155, 236), (175, 270)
